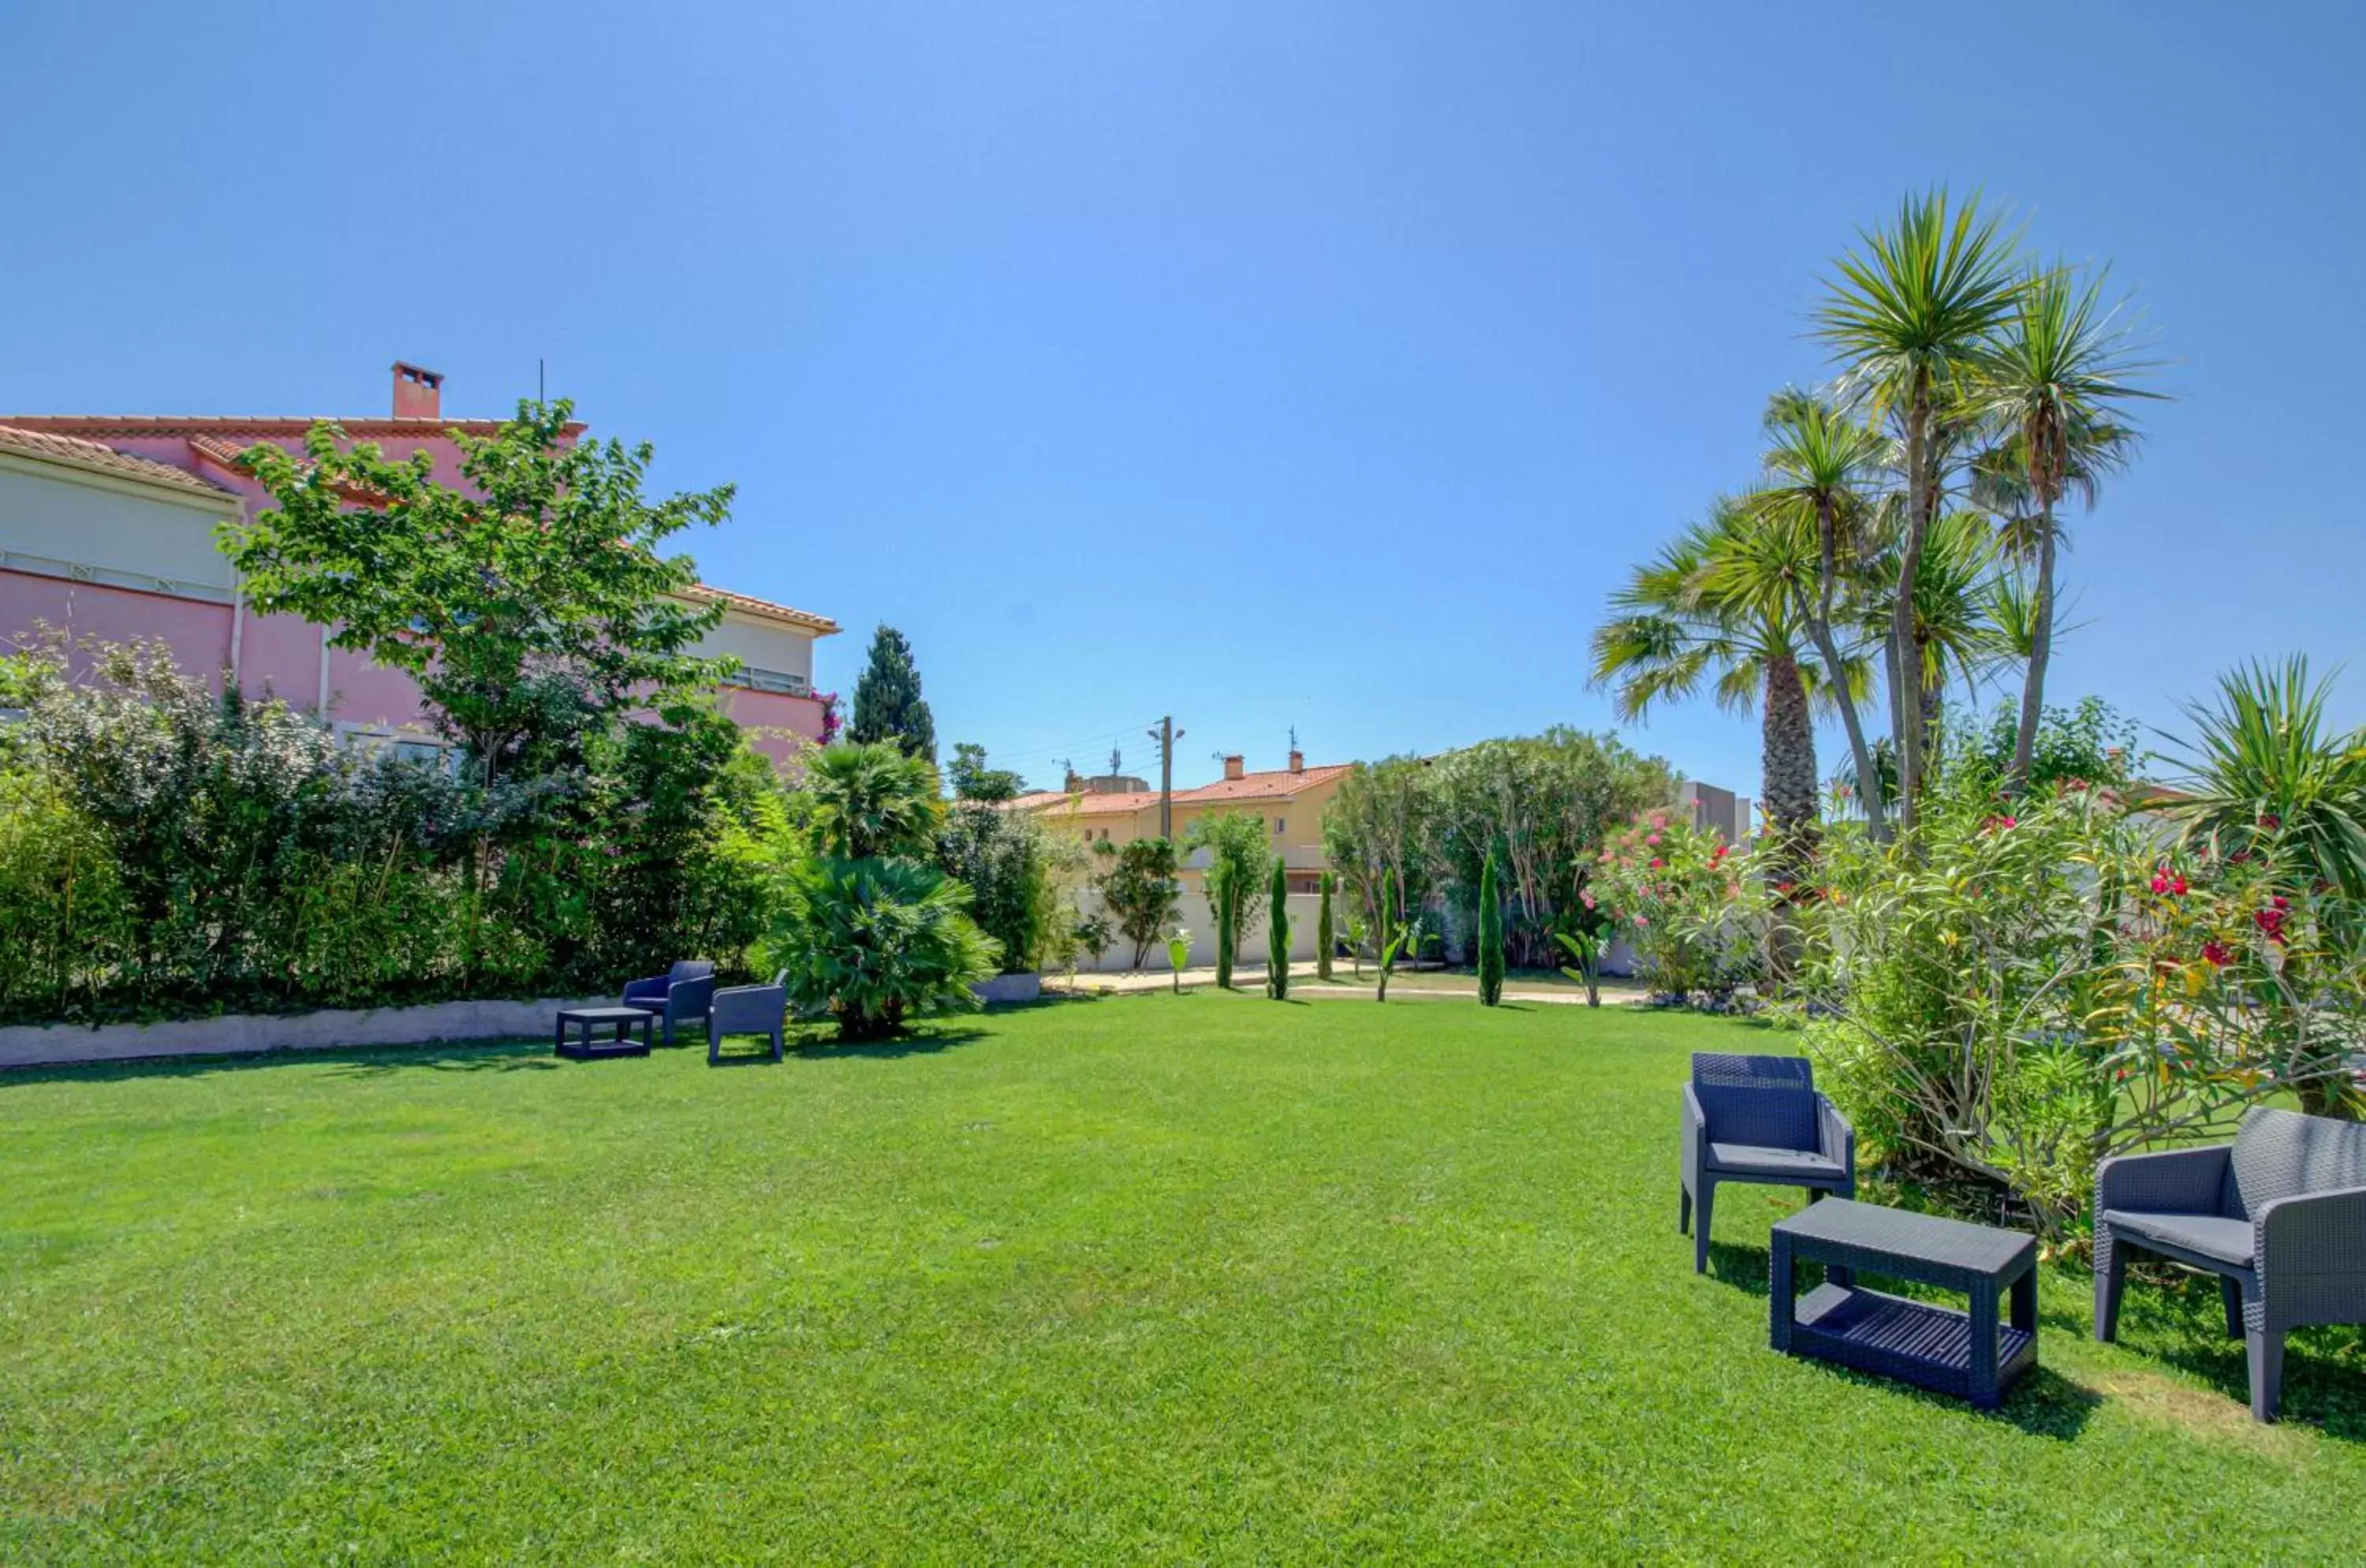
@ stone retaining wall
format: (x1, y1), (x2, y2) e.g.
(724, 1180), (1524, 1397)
(0, 996), (608, 1071)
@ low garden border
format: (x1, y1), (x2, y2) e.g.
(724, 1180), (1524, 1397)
(0, 996), (609, 1071)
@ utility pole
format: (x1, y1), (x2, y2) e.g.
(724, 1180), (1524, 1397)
(1145, 716), (1184, 839)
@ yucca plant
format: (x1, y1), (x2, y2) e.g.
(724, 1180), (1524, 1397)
(2166, 657), (2366, 900)
(1816, 188), (2021, 834)
(1969, 263), (2159, 793)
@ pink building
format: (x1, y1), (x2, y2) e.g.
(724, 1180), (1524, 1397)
(0, 364), (837, 765)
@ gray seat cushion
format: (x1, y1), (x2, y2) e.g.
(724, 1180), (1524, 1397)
(2103, 1209), (2255, 1267)
(1709, 1143), (1844, 1182)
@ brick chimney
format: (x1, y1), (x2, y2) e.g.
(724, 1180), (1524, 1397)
(1222, 754), (1245, 782)
(1288, 748), (1304, 775)
(391, 360), (444, 420)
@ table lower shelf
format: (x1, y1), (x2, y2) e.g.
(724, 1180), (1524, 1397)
(1787, 1282), (2035, 1407)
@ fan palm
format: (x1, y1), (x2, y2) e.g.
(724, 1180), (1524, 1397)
(807, 741), (945, 861)
(1748, 391), (1894, 841)
(1592, 499), (1871, 871)
(1815, 188), (2021, 834)
(1969, 263), (2160, 793)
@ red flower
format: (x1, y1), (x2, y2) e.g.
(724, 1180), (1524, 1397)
(2258, 812), (2282, 831)
(1649, 857), (1664, 869)
(2201, 940), (2232, 967)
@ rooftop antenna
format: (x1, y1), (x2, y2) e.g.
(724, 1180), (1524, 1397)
(1288, 723), (1299, 753)
(1109, 744), (1123, 776)
(537, 357), (546, 405)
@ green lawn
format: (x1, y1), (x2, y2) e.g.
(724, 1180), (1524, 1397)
(4, 995), (2361, 1563)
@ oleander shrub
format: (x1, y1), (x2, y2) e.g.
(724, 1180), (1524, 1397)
(1590, 808), (1758, 1003)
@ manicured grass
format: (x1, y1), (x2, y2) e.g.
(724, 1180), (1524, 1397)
(4, 995), (2362, 1562)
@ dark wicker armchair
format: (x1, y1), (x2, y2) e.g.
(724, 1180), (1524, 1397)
(1680, 1053), (1855, 1275)
(621, 960), (715, 1046)
(2095, 1106), (2366, 1422)
(707, 971), (788, 1066)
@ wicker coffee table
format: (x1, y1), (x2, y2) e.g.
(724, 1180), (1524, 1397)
(553, 1005), (655, 1060)
(1770, 1197), (2036, 1409)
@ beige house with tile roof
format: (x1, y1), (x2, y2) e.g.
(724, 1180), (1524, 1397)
(1010, 749), (1352, 894)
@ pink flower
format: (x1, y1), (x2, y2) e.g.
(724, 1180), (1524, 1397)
(2201, 940), (2232, 967)
(1633, 914), (1650, 928)
(1580, 891), (1597, 910)
(1649, 857), (1664, 869)
(1644, 834), (1662, 847)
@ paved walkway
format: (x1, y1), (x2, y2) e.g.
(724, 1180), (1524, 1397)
(1048, 963), (1648, 1006)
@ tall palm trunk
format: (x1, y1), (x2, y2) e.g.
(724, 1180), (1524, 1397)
(2009, 497), (2058, 794)
(1891, 379), (1934, 839)
(1809, 494), (1889, 842)
(1761, 652), (1818, 987)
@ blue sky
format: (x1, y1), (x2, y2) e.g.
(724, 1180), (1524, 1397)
(5, 2), (2361, 796)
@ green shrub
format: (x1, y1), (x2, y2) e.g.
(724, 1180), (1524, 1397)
(1093, 837), (1181, 969)
(767, 856), (998, 1040)
(938, 799), (1054, 974)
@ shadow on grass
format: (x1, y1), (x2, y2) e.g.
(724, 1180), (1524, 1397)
(789, 1025), (992, 1062)
(2110, 1275), (2366, 1439)
(2, 1038), (565, 1085)
(1704, 1238), (2102, 1439)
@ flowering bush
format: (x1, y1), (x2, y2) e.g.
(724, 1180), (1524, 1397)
(1799, 756), (2366, 1233)
(1590, 808), (1757, 1002)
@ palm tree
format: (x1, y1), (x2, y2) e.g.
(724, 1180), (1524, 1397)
(1592, 500), (1872, 911)
(1815, 189), (2020, 835)
(1748, 391), (1894, 842)
(1969, 263), (2159, 793)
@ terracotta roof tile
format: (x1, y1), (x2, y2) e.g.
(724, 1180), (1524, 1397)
(1174, 764), (1350, 805)
(680, 584), (840, 636)
(0, 414), (575, 439)
(0, 424), (235, 501)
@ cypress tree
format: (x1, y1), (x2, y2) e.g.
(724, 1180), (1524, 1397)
(1267, 858), (1291, 999)
(1215, 868), (1237, 989)
(847, 623), (937, 764)
(1477, 851), (1505, 1007)
(1315, 871), (1335, 982)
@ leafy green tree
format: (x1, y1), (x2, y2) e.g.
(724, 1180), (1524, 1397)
(1969, 263), (2159, 793)
(1420, 730), (1676, 969)
(1187, 808), (1273, 973)
(1092, 836), (1181, 969)
(1816, 188), (2021, 834)
(1315, 870), (1336, 981)
(222, 400), (732, 787)
(937, 800), (1053, 974)
(1476, 851), (1504, 1006)
(1320, 756), (1435, 956)
(848, 625), (937, 764)
(808, 742), (943, 860)
(1266, 858), (1292, 999)
(949, 741), (1023, 802)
